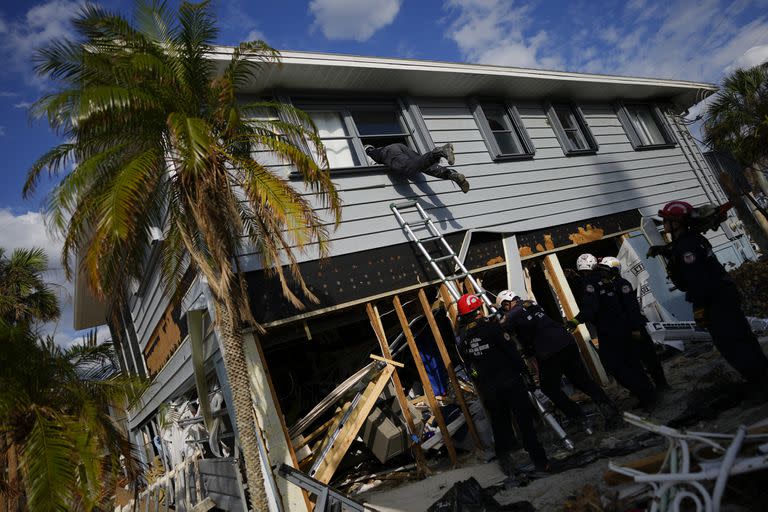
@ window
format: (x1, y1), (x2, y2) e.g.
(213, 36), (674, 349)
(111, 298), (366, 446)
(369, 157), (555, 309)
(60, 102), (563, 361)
(616, 103), (676, 149)
(298, 102), (415, 170)
(470, 99), (535, 160)
(546, 103), (598, 155)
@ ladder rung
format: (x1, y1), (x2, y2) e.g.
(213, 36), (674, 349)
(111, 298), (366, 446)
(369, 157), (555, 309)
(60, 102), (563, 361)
(446, 273), (468, 281)
(419, 235), (442, 243)
(432, 254), (455, 263)
(391, 200), (417, 210)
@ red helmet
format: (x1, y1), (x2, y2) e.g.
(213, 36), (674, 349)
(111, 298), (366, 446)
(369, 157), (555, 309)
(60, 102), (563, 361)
(658, 201), (693, 220)
(457, 294), (483, 316)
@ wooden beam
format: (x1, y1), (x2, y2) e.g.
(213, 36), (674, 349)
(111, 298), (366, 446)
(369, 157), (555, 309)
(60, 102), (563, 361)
(244, 333), (311, 511)
(393, 295), (458, 467)
(369, 354), (404, 368)
(312, 365), (395, 484)
(541, 254), (609, 385)
(439, 284), (458, 328)
(365, 303), (430, 476)
(417, 289), (483, 450)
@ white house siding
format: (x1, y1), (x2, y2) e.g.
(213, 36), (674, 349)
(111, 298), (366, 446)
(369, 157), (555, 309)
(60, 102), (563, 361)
(237, 98), (736, 270)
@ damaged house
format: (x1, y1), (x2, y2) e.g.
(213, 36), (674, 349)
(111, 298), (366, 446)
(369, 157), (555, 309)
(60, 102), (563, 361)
(77, 50), (758, 511)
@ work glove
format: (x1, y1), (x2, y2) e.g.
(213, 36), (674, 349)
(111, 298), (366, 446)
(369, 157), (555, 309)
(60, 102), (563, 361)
(646, 245), (669, 258)
(566, 318), (580, 331)
(693, 307), (709, 328)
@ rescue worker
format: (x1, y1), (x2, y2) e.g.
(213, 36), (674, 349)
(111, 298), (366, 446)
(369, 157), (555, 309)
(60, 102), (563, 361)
(572, 257), (657, 409)
(364, 143), (471, 193)
(654, 200), (768, 389)
(496, 290), (621, 430)
(456, 293), (549, 474)
(599, 256), (669, 390)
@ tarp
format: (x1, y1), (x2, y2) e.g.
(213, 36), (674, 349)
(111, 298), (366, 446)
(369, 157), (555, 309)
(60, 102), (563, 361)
(617, 239), (675, 323)
(427, 477), (534, 512)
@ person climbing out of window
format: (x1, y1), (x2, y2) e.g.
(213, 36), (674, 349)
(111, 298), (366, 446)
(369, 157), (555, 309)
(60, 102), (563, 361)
(364, 143), (471, 193)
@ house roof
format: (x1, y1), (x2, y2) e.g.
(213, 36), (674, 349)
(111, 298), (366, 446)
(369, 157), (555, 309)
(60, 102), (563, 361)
(214, 48), (717, 108)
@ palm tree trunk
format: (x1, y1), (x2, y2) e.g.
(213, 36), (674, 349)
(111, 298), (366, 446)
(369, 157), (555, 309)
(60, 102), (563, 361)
(719, 172), (768, 253)
(215, 303), (269, 511)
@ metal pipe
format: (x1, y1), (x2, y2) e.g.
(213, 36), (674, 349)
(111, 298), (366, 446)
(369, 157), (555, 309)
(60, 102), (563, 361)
(712, 425), (747, 512)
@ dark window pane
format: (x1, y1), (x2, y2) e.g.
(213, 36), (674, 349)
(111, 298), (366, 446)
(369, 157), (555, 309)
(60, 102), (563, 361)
(360, 135), (409, 149)
(627, 105), (666, 145)
(352, 110), (405, 136)
(555, 106), (590, 151)
(494, 131), (522, 154)
(483, 106), (510, 131)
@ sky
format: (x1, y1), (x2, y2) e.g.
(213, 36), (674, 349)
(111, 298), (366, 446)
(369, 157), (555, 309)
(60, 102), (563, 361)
(1, 0), (767, 347)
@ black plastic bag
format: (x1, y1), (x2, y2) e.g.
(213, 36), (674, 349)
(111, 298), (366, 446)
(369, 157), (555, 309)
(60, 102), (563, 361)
(427, 477), (534, 512)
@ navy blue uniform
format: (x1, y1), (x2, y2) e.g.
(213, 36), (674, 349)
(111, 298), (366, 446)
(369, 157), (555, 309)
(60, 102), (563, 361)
(458, 317), (547, 467)
(504, 301), (615, 419)
(365, 144), (457, 180)
(614, 276), (669, 388)
(667, 232), (768, 385)
(575, 270), (656, 407)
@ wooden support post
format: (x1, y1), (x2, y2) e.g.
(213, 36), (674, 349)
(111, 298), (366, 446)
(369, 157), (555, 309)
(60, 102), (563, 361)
(393, 295), (459, 467)
(439, 284), (458, 328)
(417, 290), (483, 449)
(542, 254), (609, 385)
(312, 365), (395, 483)
(365, 303), (431, 476)
(243, 333), (311, 511)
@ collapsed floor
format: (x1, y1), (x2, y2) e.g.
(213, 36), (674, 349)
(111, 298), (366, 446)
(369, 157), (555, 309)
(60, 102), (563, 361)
(354, 337), (768, 511)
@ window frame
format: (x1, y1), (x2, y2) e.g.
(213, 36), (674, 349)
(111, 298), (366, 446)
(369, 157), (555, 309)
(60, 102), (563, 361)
(470, 98), (536, 161)
(287, 97), (422, 176)
(615, 101), (677, 150)
(545, 102), (599, 156)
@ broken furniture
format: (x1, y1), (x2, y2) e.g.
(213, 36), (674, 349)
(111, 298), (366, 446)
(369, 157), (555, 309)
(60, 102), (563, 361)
(607, 412), (768, 512)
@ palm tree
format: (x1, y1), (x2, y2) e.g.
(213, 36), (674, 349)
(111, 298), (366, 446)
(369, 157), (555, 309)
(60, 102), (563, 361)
(704, 63), (768, 251)
(0, 323), (145, 511)
(24, 2), (341, 507)
(0, 247), (60, 327)
(704, 63), (768, 173)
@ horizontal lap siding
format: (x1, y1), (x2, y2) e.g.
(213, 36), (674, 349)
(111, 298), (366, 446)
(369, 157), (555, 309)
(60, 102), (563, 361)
(237, 99), (721, 266)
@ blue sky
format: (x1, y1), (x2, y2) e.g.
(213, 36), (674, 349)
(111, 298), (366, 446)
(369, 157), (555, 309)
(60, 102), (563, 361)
(1, 0), (767, 345)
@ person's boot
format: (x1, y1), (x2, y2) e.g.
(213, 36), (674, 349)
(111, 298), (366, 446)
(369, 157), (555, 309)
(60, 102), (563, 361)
(598, 402), (622, 430)
(452, 172), (470, 193)
(434, 143), (455, 165)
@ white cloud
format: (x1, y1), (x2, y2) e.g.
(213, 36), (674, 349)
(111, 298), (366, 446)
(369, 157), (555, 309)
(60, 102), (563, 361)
(0, 126), (5, 136)
(445, 0), (562, 69)
(309, 0), (402, 41)
(724, 44), (768, 73)
(14, 100), (32, 109)
(245, 29), (265, 42)
(0, 0), (81, 87)
(0, 208), (100, 348)
(0, 90), (18, 97)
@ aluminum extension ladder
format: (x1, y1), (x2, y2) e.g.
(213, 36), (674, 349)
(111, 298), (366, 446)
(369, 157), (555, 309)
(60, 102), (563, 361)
(390, 200), (576, 452)
(389, 201), (494, 308)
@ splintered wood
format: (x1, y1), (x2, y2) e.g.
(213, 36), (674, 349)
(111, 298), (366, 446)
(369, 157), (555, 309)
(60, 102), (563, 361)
(310, 364), (395, 484)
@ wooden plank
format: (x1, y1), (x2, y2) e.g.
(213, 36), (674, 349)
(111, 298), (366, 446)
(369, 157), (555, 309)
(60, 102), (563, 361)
(417, 289), (483, 450)
(369, 353), (405, 368)
(542, 254), (609, 385)
(393, 295), (458, 466)
(365, 303), (430, 476)
(439, 285), (458, 328)
(312, 365), (395, 484)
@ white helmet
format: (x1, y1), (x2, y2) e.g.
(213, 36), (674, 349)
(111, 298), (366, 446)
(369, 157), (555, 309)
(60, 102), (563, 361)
(576, 253), (597, 271)
(599, 256), (621, 272)
(496, 290), (519, 307)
